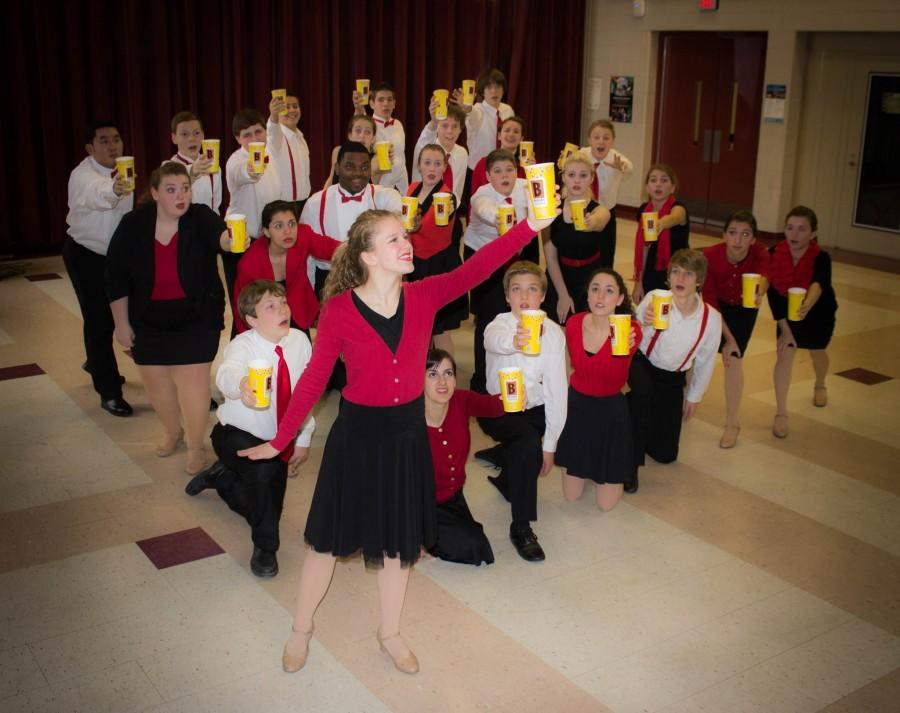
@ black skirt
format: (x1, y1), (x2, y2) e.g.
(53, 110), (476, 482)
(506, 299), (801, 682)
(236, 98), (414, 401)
(304, 395), (437, 567)
(132, 298), (221, 365)
(719, 301), (759, 357)
(409, 241), (468, 334)
(555, 388), (633, 484)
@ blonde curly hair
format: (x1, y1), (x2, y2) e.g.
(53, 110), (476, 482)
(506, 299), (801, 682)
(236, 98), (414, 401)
(321, 209), (398, 302)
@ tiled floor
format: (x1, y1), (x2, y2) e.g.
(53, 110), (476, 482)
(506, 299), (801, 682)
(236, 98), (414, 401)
(1, 220), (897, 712)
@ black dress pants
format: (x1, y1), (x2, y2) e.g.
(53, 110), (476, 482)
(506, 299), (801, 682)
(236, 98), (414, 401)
(477, 404), (545, 523)
(627, 352), (686, 466)
(62, 238), (123, 400)
(211, 423), (288, 552)
(431, 490), (494, 566)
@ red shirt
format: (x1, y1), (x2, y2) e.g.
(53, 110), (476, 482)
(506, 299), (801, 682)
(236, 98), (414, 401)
(234, 228), (340, 331)
(428, 390), (504, 503)
(702, 242), (770, 308)
(151, 233), (186, 300)
(566, 312), (641, 396)
(270, 220), (537, 451)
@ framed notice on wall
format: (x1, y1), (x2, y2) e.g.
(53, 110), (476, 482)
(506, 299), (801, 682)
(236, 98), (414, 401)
(610, 76), (634, 123)
(764, 84), (786, 122)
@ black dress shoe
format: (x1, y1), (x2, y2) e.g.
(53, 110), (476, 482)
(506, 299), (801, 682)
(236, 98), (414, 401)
(185, 461), (225, 496)
(100, 397), (133, 417)
(474, 445), (504, 469)
(509, 524), (545, 562)
(251, 547), (278, 577)
(624, 470), (639, 494)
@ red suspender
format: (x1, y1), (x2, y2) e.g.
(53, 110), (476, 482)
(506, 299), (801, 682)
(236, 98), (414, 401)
(645, 303), (710, 372)
(285, 140), (298, 200)
(318, 186), (329, 235)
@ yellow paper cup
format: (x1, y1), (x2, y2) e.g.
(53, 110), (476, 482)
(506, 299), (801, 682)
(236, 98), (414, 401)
(433, 192), (452, 226)
(271, 88), (287, 115)
(558, 142), (580, 169)
(116, 156), (135, 192)
(520, 310), (546, 355)
(400, 196), (418, 230)
(247, 359), (273, 409)
(498, 367), (524, 413)
(461, 79), (476, 107)
(609, 314), (632, 356)
(742, 273), (761, 309)
(497, 204), (516, 235)
(519, 140), (534, 167)
(356, 78), (370, 103)
(248, 142), (266, 175)
(201, 139), (220, 173)
(433, 89), (449, 120)
(374, 141), (392, 172)
(524, 162), (557, 219)
(226, 214), (248, 253)
(787, 287), (807, 321)
(642, 212), (659, 242)
(652, 289), (674, 330)
(570, 199), (588, 231)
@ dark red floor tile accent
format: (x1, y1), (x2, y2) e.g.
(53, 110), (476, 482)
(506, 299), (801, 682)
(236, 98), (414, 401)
(136, 527), (224, 569)
(836, 368), (893, 386)
(0, 363), (45, 381)
(25, 273), (62, 282)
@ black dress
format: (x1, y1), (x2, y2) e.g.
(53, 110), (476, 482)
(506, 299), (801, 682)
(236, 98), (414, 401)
(638, 201), (690, 294)
(545, 200), (604, 321)
(767, 250), (838, 350)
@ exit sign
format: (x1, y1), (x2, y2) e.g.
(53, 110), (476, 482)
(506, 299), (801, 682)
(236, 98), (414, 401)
(699, 0), (719, 9)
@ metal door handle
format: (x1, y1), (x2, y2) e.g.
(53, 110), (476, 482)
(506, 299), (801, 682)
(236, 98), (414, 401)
(712, 130), (722, 164)
(702, 129), (712, 163)
(729, 81), (739, 148)
(693, 81), (703, 145)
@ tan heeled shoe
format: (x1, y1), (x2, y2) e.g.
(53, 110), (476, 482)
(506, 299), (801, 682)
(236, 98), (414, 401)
(156, 429), (184, 457)
(772, 415), (788, 439)
(814, 387), (828, 407)
(719, 425), (740, 449)
(377, 630), (419, 674)
(282, 625), (314, 673)
(185, 447), (207, 476)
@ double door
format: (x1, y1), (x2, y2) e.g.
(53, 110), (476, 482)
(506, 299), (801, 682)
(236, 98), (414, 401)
(654, 32), (767, 227)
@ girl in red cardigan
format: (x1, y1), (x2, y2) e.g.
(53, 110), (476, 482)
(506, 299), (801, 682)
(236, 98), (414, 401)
(406, 144), (467, 354)
(233, 200), (340, 333)
(555, 269), (641, 511)
(238, 200), (558, 676)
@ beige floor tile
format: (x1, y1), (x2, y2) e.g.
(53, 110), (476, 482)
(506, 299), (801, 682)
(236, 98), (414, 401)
(0, 645), (47, 700)
(815, 667), (900, 713)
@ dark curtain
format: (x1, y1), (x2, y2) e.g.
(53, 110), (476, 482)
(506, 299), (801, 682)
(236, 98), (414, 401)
(2, 0), (585, 256)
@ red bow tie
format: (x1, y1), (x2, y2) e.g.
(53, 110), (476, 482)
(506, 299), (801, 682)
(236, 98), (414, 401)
(340, 190), (363, 203)
(504, 197), (512, 204)
(376, 117), (395, 128)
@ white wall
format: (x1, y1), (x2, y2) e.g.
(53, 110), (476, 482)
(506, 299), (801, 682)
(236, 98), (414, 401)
(582, 0), (900, 233)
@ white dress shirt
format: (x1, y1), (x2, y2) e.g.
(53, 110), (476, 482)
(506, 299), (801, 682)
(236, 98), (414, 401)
(579, 147), (633, 209)
(66, 156), (134, 255)
(484, 312), (568, 452)
(167, 153), (222, 213)
(216, 328), (315, 446)
(225, 119), (285, 238)
(411, 124), (469, 204)
(373, 115), (409, 193)
(275, 124), (311, 201)
(465, 101), (514, 169)
(636, 292), (722, 403)
(463, 179), (528, 252)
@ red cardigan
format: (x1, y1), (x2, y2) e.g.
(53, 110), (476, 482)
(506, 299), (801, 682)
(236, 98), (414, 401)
(566, 312), (642, 397)
(429, 390), (504, 503)
(233, 228), (340, 331)
(271, 219), (537, 450)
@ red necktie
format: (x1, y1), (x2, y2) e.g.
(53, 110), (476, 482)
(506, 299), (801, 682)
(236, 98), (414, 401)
(340, 190), (363, 203)
(592, 162), (601, 203)
(285, 139), (298, 200)
(496, 112), (502, 148)
(504, 197), (512, 204)
(275, 345), (294, 462)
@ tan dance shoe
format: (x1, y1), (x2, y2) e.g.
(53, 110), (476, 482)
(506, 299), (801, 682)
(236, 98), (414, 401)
(185, 447), (207, 476)
(814, 387), (828, 407)
(719, 425), (740, 449)
(377, 631), (419, 674)
(772, 415), (789, 439)
(156, 429), (184, 458)
(282, 625), (314, 673)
